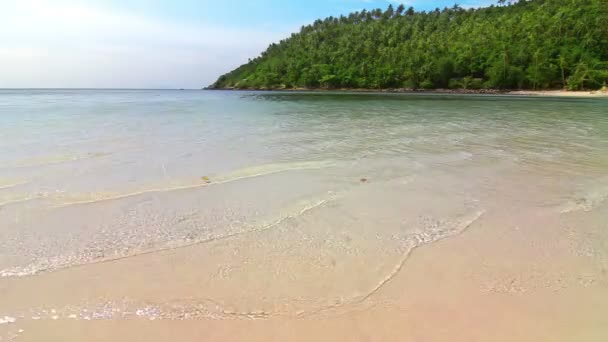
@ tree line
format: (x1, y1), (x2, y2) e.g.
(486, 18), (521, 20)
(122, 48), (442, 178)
(211, 0), (608, 91)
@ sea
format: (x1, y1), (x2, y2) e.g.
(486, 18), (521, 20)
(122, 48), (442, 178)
(1, 89), (607, 282)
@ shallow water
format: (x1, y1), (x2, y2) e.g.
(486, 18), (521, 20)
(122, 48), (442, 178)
(1, 89), (607, 286)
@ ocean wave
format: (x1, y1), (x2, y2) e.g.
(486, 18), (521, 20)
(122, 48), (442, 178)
(2, 152), (111, 169)
(53, 160), (334, 207)
(0, 180), (28, 190)
(1, 208), (485, 327)
(0, 193), (47, 207)
(304, 209), (486, 315)
(559, 184), (608, 213)
(1, 207), (485, 322)
(0, 193), (338, 278)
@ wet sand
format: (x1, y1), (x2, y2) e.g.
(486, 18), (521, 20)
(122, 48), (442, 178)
(1, 199), (607, 341)
(2, 90), (608, 341)
(2, 168), (608, 341)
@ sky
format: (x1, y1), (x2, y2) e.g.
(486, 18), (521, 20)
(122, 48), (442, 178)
(0, 0), (497, 89)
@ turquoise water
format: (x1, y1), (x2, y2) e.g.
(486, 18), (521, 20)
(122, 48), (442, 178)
(1, 89), (607, 277)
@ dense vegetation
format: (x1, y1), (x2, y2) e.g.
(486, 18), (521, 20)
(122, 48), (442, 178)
(211, 0), (608, 91)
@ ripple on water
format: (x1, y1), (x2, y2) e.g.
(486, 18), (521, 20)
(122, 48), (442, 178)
(0, 180), (28, 190)
(559, 179), (608, 214)
(0, 209), (486, 322)
(0, 190), (339, 278)
(42, 160), (335, 207)
(1, 152), (112, 170)
(0, 173), (487, 322)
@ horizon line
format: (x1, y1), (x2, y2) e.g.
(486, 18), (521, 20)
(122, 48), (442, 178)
(0, 88), (205, 90)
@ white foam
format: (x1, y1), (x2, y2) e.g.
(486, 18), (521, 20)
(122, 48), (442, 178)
(560, 185), (608, 213)
(355, 210), (486, 303)
(0, 193), (338, 278)
(56, 160), (334, 207)
(0, 316), (16, 325)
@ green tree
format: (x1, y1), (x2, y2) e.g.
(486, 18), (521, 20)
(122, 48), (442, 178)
(396, 4), (405, 16)
(211, 0), (608, 91)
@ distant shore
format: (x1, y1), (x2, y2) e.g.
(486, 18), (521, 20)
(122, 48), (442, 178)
(208, 87), (608, 97)
(505, 89), (608, 97)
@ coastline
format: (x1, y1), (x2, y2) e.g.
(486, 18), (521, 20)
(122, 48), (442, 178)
(2, 90), (608, 342)
(505, 89), (608, 97)
(207, 87), (608, 97)
(2, 196), (607, 342)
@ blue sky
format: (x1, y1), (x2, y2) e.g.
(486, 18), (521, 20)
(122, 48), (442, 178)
(0, 0), (497, 88)
(92, 0), (497, 28)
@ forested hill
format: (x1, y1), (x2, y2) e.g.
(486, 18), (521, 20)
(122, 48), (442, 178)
(210, 0), (608, 91)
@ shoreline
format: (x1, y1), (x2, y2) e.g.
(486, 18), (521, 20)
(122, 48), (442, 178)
(2, 194), (607, 342)
(2, 91), (608, 341)
(207, 87), (608, 97)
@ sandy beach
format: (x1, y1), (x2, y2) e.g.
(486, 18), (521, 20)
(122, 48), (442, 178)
(3, 0), (608, 338)
(506, 89), (608, 97)
(2, 194), (607, 341)
(212, 87), (608, 98)
(1, 90), (607, 341)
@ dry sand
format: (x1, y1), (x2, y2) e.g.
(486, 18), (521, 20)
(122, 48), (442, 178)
(507, 89), (608, 97)
(222, 87), (608, 98)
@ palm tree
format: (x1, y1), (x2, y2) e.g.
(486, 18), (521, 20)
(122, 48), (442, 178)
(396, 4), (405, 16)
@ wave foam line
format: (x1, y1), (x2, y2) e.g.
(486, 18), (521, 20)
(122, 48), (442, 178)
(355, 210), (485, 303)
(215, 209), (487, 320)
(55, 161), (334, 207)
(0, 181), (28, 190)
(559, 187), (608, 214)
(2, 152), (112, 170)
(0, 194), (338, 278)
(0, 195), (44, 207)
(2, 209), (485, 322)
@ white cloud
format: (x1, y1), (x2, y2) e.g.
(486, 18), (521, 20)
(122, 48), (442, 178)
(0, 0), (287, 88)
